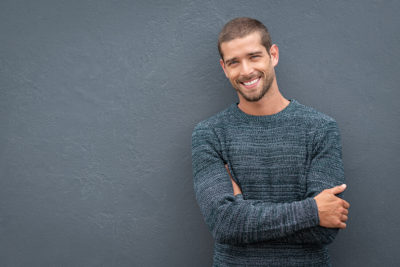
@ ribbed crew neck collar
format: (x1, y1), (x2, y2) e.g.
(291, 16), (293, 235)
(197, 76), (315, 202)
(231, 99), (297, 123)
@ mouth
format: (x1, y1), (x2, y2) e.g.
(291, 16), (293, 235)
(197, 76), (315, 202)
(240, 77), (260, 89)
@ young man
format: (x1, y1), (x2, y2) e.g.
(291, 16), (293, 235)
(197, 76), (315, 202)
(191, 17), (350, 266)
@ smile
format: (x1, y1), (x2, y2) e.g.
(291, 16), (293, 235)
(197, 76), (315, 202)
(240, 77), (260, 89)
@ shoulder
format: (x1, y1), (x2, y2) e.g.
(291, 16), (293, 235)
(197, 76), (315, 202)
(292, 101), (342, 150)
(192, 104), (234, 133)
(191, 105), (234, 151)
(291, 100), (338, 131)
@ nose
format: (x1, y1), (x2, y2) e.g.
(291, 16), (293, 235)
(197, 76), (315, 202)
(239, 60), (254, 77)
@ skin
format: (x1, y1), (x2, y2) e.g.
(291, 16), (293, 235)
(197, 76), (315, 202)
(220, 32), (289, 116)
(220, 31), (350, 229)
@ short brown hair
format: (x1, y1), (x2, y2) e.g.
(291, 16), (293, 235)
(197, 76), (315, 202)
(218, 17), (272, 60)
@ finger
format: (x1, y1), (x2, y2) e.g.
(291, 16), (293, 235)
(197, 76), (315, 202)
(341, 208), (349, 215)
(342, 200), (350, 209)
(341, 215), (348, 222)
(230, 177), (239, 187)
(230, 178), (242, 195)
(329, 184), (347, 195)
(338, 222), (347, 229)
(225, 165), (233, 179)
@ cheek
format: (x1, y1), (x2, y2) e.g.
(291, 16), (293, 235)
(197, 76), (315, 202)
(227, 71), (239, 82)
(258, 62), (270, 71)
(259, 64), (272, 76)
(229, 77), (239, 86)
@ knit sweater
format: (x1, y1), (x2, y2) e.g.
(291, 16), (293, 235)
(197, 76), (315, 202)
(191, 99), (345, 266)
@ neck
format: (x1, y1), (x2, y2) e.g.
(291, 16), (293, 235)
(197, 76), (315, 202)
(238, 81), (290, 116)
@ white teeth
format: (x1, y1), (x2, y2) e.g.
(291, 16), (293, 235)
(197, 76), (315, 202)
(243, 78), (259, 86)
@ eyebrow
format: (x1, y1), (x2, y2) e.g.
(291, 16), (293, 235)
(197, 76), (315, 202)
(225, 51), (264, 65)
(248, 51), (263, 56)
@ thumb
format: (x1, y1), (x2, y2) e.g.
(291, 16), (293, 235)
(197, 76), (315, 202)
(329, 184), (347, 195)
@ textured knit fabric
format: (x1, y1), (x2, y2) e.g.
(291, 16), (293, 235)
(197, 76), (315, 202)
(191, 99), (345, 266)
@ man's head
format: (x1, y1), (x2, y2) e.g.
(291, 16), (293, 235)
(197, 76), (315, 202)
(218, 17), (272, 60)
(218, 18), (279, 103)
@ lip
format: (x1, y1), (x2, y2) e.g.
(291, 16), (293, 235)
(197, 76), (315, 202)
(240, 77), (260, 90)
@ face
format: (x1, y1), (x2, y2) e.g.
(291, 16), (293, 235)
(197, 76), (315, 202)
(220, 32), (279, 102)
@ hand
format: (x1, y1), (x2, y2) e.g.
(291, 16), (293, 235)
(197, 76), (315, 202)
(225, 164), (242, 196)
(314, 184), (350, 229)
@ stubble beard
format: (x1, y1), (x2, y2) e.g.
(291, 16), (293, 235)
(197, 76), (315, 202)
(233, 71), (275, 102)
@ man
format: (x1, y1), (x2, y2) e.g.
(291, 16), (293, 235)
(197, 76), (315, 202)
(191, 17), (350, 266)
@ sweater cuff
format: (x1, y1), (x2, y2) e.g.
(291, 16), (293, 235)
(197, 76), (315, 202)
(306, 197), (320, 226)
(292, 197), (320, 230)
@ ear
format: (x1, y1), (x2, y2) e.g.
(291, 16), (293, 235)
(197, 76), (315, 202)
(269, 44), (279, 67)
(220, 58), (229, 78)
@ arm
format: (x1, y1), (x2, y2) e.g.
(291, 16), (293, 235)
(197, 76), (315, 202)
(227, 120), (349, 245)
(191, 123), (320, 245)
(300, 120), (349, 244)
(228, 180), (348, 245)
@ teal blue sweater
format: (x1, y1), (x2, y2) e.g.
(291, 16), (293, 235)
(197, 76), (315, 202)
(191, 99), (345, 266)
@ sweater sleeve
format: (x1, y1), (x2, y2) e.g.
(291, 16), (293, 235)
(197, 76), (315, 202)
(191, 123), (320, 245)
(274, 119), (345, 245)
(301, 120), (345, 244)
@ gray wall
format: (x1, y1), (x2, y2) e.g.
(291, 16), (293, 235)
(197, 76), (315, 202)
(1, 0), (399, 266)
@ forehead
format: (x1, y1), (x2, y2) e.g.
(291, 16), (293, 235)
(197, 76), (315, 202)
(220, 32), (266, 59)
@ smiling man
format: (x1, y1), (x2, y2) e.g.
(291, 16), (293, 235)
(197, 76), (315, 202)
(191, 17), (350, 266)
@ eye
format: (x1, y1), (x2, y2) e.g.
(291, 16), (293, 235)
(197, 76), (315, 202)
(228, 61), (238, 67)
(250, 55), (260, 59)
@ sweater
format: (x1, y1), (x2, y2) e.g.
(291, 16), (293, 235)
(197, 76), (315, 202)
(191, 99), (345, 266)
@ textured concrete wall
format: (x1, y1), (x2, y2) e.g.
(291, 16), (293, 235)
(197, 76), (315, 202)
(1, 0), (399, 266)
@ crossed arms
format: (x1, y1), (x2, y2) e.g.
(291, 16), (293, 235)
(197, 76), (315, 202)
(191, 120), (350, 245)
(226, 165), (349, 229)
